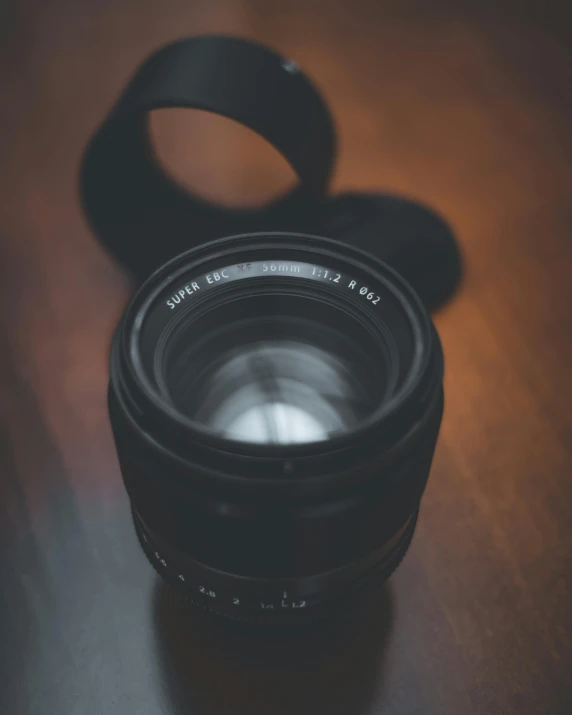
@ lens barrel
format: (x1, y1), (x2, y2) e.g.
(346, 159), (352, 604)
(109, 232), (444, 623)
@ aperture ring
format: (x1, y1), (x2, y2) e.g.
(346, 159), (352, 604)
(134, 507), (417, 623)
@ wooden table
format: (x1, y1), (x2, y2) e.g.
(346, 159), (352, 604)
(1, 1), (571, 713)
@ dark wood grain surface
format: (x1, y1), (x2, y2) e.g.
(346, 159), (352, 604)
(1, 1), (572, 713)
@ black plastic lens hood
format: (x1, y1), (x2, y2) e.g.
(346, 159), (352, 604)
(80, 34), (461, 309)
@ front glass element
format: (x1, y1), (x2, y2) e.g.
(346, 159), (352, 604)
(171, 339), (373, 444)
(162, 309), (389, 444)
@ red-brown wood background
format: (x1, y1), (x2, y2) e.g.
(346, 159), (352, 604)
(1, 1), (571, 713)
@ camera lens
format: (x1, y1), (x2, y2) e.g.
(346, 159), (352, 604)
(109, 232), (443, 623)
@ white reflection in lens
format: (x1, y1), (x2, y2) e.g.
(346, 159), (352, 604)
(186, 341), (371, 445)
(223, 402), (329, 444)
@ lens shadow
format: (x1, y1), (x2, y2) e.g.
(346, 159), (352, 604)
(152, 580), (394, 715)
